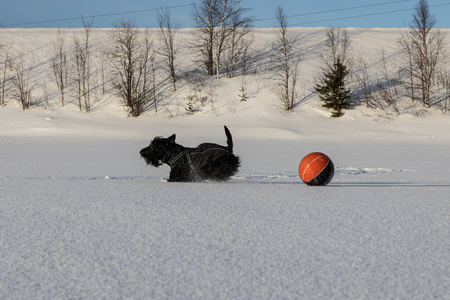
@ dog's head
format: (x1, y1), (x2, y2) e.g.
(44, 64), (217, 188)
(140, 134), (176, 167)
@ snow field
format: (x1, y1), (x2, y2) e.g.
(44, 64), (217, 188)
(2, 178), (449, 299)
(1, 133), (449, 299)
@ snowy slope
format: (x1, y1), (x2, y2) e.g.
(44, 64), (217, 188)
(1, 28), (449, 299)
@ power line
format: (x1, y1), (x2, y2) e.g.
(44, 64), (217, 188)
(2, 4), (193, 28)
(255, 0), (414, 23)
(289, 2), (450, 27)
(3, 1), (450, 28)
(0, 0), (413, 28)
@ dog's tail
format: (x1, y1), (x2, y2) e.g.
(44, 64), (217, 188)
(224, 126), (233, 152)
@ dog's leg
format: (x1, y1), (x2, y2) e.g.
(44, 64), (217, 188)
(168, 166), (192, 182)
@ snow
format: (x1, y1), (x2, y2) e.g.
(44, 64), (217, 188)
(1, 27), (450, 299)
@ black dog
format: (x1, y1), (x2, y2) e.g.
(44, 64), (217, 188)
(140, 126), (240, 182)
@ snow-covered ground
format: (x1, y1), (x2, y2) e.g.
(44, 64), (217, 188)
(1, 27), (449, 299)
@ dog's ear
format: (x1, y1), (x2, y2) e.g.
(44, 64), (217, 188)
(168, 134), (176, 144)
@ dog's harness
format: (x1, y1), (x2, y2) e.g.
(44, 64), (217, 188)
(186, 154), (197, 172)
(165, 151), (184, 167)
(166, 148), (229, 173)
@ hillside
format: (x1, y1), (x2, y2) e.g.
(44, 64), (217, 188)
(0, 27), (449, 127)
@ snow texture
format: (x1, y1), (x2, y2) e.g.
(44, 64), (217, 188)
(1, 27), (449, 299)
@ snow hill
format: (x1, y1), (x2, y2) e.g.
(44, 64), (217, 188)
(1, 28), (449, 299)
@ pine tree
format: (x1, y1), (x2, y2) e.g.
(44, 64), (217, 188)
(315, 58), (351, 118)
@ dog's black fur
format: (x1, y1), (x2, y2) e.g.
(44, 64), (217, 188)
(140, 126), (240, 182)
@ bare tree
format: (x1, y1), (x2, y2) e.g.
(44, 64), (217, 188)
(141, 36), (156, 112)
(40, 79), (50, 109)
(444, 71), (450, 113)
(0, 44), (12, 106)
(399, 0), (446, 108)
(215, 0), (229, 79)
(398, 32), (417, 103)
(73, 37), (84, 111)
(149, 56), (158, 112)
(272, 6), (300, 111)
(157, 8), (179, 91)
(192, 0), (252, 77)
(373, 49), (400, 115)
(215, 0), (252, 79)
(437, 66), (450, 113)
(354, 55), (373, 108)
(51, 29), (68, 106)
(225, 5), (253, 78)
(73, 18), (94, 112)
(322, 27), (351, 70)
(192, 0), (221, 75)
(107, 20), (155, 117)
(99, 50), (107, 95)
(239, 36), (253, 76)
(12, 52), (34, 110)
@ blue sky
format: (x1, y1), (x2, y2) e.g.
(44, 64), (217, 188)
(1, 0), (450, 28)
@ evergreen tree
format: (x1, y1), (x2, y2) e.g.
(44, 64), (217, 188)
(315, 58), (351, 118)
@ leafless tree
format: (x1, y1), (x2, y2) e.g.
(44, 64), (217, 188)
(157, 8), (179, 91)
(215, 0), (252, 79)
(322, 27), (351, 70)
(73, 37), (84, 111)
(225, 6), (253, 78)
(240, 36), (253, 76)
(399, 0), (446, 108)
(107, 20), (155, 117)
(354, 55), (374, 108)
(192, 0), (252, 77)
(51, 29), (68, 106)
(73, 18), (94, 112)
(436, 66), (450, 113)
(140, 36), (155, 112)
(149, 53), (158, 112)
(272, 6), (300, 111)
(0, 44), (12, 106)
(192, 0), (221, 75)
(12, 52), (34, 110)
(444, 72), (450, 113)
(398, 33), (415, 103)
(98, 50), (107, 95)
(215, 0), (229, 79)
(373, 49), (400, 115)
(40, 79), (50, 109)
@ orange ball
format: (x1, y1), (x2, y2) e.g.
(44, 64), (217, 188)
(299, 152), (334, 186)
